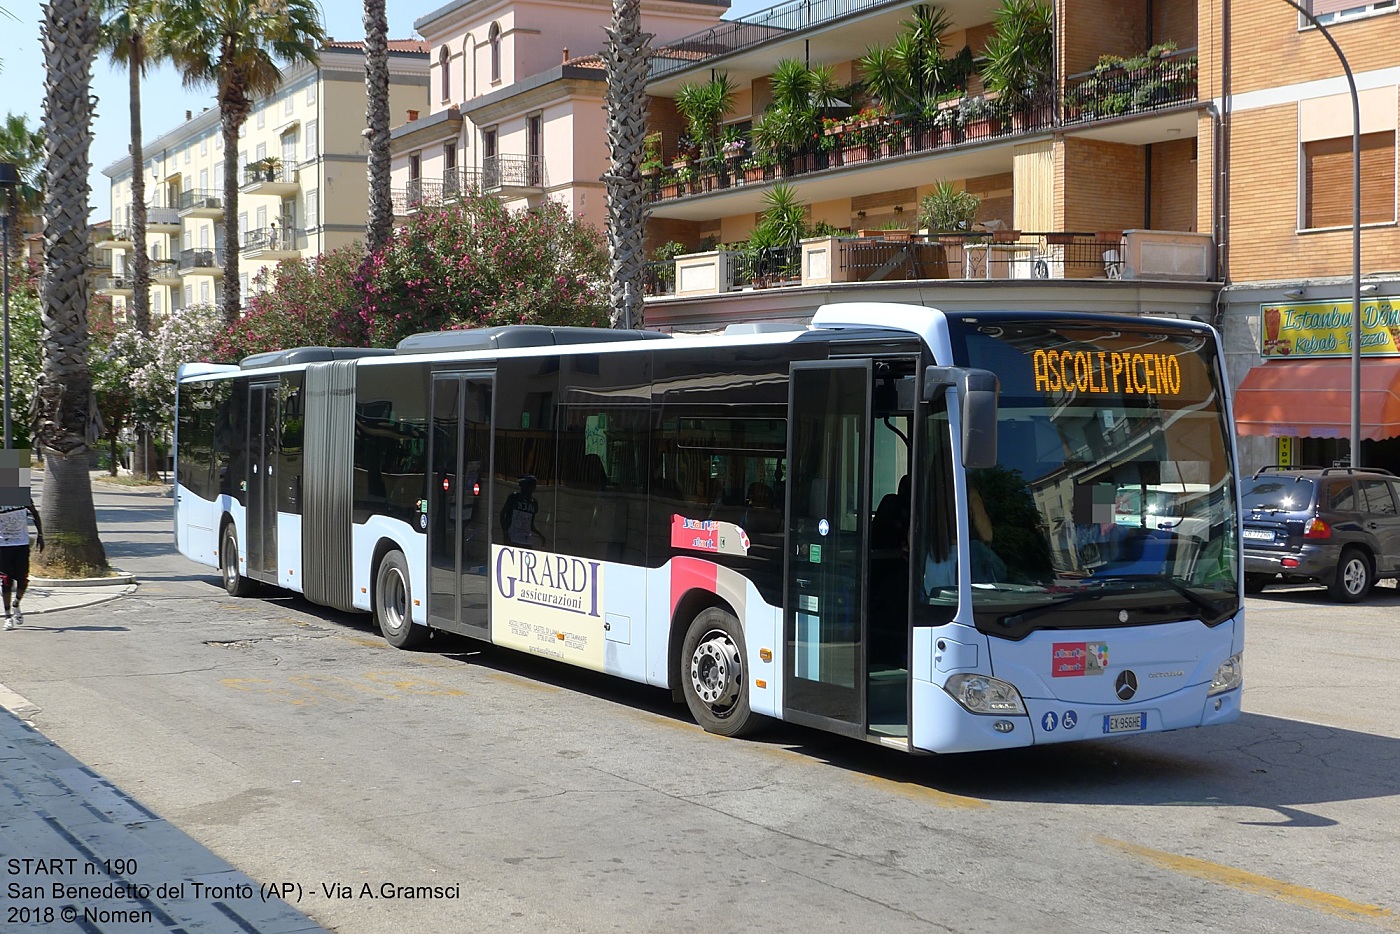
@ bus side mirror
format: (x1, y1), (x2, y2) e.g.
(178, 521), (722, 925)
(924, 366), (999, 469)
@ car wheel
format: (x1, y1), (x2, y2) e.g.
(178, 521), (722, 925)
(681, 608), (761, 737)
(375, 550), (428, 649)
(221, 525), (257, 597)
(1327, 547), (1372, 603)
(1243, 573), (1271, 595)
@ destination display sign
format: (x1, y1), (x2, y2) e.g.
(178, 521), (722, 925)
(1031, 349), (1184, 396)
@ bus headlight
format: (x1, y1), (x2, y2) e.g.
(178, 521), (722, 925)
(1208, 653), (1243, 696)
(944, 674), (1027, 715)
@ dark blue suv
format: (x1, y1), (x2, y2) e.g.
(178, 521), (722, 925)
(1241, 467), (1400, 602)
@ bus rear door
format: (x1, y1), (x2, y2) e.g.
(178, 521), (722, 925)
(245, 380), (279, 584)
(427, 372), (495, 638)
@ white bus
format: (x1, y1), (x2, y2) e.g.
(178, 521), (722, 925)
(174, 303), (1243, 752)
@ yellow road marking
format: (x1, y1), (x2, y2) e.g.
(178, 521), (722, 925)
(857, 773), (990, 810)
(484, 671), (562, 693)
(1098, 837), (1398, 928)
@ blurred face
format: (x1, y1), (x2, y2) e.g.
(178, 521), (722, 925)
(0, 450), (31, 506)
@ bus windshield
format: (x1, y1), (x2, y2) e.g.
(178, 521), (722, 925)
(945, 318), (1240, 638)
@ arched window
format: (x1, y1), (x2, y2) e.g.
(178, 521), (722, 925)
(439, 45), (451, 101)
(489, 23), (501, 83)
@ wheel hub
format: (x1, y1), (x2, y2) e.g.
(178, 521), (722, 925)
(690, 632), (741, 707)
(1344, 559), (1366, 594)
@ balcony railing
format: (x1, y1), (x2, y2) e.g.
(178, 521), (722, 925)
(97, 274), (133, 291)
(483, 154), (545, 190)
(835, 232), (1127, 281)
(150, 258), (179, 279)
(100, 226), (134, 243)
(242, 162), (294, 186)
(146, 206), (181, 226)
(393, 170), (484, 214)
(178, 189), (223, 212)
(650, 101), (1057, 203)
(649, 0), (910, 81)
(646, 230), (1211, 297)
(643, 260), (677, 296)
(1064, 49), (1199, 124)
(735, 244), (803, 289)
(241, 226), (305, 253)
(177, 245), (226, 271)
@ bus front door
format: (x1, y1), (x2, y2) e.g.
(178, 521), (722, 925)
(783, 362), (870, 739)
(245, 381), (278, 583)
(427, 373), (494, 638)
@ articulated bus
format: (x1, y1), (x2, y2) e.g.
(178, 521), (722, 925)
(174, 303), (1244, 753)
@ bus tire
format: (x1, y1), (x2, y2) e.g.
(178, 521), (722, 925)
(681, 608), (760, 737)
(221, 525), (257, 597)
(375, 550), (427, 649)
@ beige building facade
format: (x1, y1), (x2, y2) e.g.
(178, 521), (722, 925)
(102, 40), (429, 318)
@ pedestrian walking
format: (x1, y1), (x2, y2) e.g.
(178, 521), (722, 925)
(1, 450), (43, 630)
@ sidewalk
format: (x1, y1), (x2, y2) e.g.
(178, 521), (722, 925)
(2, 480), (328, 932)
(0, 708), (328, 933)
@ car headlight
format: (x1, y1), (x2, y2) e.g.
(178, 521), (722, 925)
(1208, 653), (1243, 696)
(944, 674), (1027, 715)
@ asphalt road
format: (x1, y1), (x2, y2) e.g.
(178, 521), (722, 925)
(3, 479), (1399, 933)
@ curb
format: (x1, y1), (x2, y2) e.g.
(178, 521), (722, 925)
(30, 570), (137, 588)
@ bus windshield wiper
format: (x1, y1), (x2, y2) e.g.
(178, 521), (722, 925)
(1089, 574), (1230, 622)
(995, 575), (1229, 629)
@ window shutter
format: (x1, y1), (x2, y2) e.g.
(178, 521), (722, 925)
(1304, 131), (1395, 228)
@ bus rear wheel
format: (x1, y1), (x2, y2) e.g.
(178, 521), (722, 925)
(681, 608), (759, 737)
(221, 525), (256, 597)
(375, 550), (428, 649)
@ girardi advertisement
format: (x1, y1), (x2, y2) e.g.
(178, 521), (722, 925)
(1260, 299), (1400, 358)
(491, 546), (605, 670)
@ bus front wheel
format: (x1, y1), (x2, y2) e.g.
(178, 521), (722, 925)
(221, 525), (256, 597)
(375, 550), (428, 649)
(681, 608), (760, 737)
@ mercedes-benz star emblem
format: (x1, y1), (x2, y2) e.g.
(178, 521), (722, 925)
(1115, 670), (1138, 701)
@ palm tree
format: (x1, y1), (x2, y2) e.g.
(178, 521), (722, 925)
(0, 114), (46, 263)
(98, 0), (166, 479)
(155, 0), (325, 326)
(602, 0), (651, 329)
(35, 0), (109, 572)
(363, 0), (392, 253)
(96, 0), (155, 337)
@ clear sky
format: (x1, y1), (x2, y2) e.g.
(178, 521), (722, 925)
(1, 0), (767, 221)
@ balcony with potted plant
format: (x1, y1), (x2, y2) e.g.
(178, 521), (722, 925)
(241, 156), (300, 196)
(1063, 42), (1199, 124)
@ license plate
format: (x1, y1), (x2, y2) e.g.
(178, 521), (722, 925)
(1103, 712), (1145, 734)
(1242, 528), (1274, 541)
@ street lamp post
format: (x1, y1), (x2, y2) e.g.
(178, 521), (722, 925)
(1275, 0), (1363, 467)
(0, 160), (19, 451)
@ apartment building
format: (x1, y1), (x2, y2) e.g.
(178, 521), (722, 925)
(633, 0), (1400, 472)
(101, 40), (429, 318)
(1206, 0), (1400, 472)
(388, 0), (729, 230)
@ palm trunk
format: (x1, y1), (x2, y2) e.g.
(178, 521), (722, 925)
(128, 36), (150, 336)
(602, 0), (651, 330)
(363, 0), (392, 253)
(37, 0), (108, 572)
(220, 115), (242, 325)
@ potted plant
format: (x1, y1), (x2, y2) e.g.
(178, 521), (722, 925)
(980, 0), (1054, 130)
(640, 133), (663, 178)
(674, 73), (737, 167)
(657, 168), (681, 200)
(959, 95), (1005, 139)
(918, 179), (981, 235)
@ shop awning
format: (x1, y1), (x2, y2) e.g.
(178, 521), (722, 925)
(1234, 359), (1400, 441)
